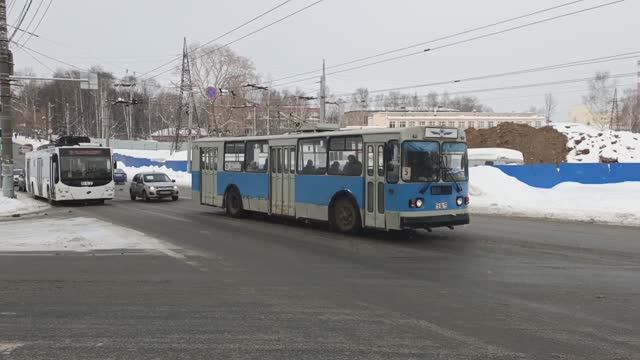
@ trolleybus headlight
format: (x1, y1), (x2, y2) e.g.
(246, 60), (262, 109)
(456, 197), (464, 206)
(410, 198), (424, 208)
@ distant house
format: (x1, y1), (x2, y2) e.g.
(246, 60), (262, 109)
(150, 128), (208, 142)
(359, 110), (545, 129)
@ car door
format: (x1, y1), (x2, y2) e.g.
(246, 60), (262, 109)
(132, 175), (140, 195)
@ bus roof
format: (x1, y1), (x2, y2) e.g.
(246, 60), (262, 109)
(194, 126), (464, 143)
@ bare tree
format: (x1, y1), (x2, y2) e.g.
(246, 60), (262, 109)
(544, 93), (557, 124)
(619, 88), (639, 132)
(425, 92), (438, 110)
(190, 45), (256, 135)
(583, 71), (616, 129)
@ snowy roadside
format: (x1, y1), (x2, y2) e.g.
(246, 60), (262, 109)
(0, 194), (49, 218)
(0, 216), (182, 256)
(469, 166), (640, 227)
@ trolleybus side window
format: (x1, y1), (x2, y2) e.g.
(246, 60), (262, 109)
(298, 138), (327, 175)
(386, 140), (400, 184)
(377, 145), (384, 177)
(366, 145), (374, 176)
(328, 136), (362, 176)
(224, 142), (245, 172)
(289, 148), (296, 174)
(245, 141), (268, 173)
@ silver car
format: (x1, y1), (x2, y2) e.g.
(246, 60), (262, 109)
(129, 172), (179, 201)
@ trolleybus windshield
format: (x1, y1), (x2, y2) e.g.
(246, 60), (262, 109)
(59, 148), (112, 185)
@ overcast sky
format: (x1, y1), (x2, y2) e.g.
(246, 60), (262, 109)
(9, 0), (640, 120)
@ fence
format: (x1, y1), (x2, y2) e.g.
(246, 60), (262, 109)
(113, 153), (188, 172)
(495, 163), (640, 188)
(114, 151), (640, 189)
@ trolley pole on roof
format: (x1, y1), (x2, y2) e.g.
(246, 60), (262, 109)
(319, 59), (326, 123)
(0, 0), (15, 198)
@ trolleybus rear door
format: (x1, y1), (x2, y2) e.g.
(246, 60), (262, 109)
(270, 146), (296, 216)
(364, 143), (386, 228)
(200, 147), (218, 206)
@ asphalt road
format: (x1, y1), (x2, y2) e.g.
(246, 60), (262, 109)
(0, 186), (638, 359)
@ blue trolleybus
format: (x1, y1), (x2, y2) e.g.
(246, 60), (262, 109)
(191, 126), (469, 232)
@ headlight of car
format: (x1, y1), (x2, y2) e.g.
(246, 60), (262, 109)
(173, 185), (178, 190)
(149, 186), (156, 191)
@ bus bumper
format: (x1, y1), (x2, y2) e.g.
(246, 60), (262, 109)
(400, 213), (469, 229)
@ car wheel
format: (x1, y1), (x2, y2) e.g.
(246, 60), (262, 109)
(171, 195), (179, 201)
(225, 189), (243, 217)
(143, 191), (150, 202)
(331, 197), (362, 233)
(130, 190), (136, 201)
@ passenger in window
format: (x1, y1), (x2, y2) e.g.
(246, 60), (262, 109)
(343, 155), (362, 176)
(330, 161), (341, 174)
(247, 161), (258, 172)
(303, 159), (315, 174)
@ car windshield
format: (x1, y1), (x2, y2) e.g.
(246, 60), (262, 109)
(114, 169), (125, 174)
(442, 142), (469, 181)
(13, 169), (24, 176)
(401, 141), (440, 182)
(144, 174), (171, 183)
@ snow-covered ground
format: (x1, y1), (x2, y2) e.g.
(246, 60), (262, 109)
(0, 194), (49, 217)
(0, 217), (180, 254)
(116, 161), (191, 186)
(469, 166), (640, 226)
(553, 123), (640, 163)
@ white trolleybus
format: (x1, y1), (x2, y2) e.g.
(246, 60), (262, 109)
(191, 125), (469, 233)
(26, 136), (115, 204)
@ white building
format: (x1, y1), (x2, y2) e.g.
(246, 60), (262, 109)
(366, 111), (545, 129)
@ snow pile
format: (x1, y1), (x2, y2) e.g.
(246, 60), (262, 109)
(116, 161), (191, 186)
(0, 217), (179, 253)
(468, 147), (524, 166)
(553, 123), (640, 163)
(469, 166), (640, 226)
(0, 194), (48, 217)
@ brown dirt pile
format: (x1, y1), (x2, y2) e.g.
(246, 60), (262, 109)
(465, 123), (569, 164)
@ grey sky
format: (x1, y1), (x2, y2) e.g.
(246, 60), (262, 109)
(9, 0), (640, 120)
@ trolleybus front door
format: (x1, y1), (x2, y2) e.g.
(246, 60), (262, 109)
(200, 147), (217, 206)
(364, 143), (386, 229)
(270, 146), (296, 216)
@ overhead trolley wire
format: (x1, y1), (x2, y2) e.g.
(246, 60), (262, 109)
(139, 0), (299, 79)
(272, 0), (625, 88)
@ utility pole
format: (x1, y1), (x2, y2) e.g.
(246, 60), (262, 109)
(65, 102), (70, 135)
(0, 0), (15, 198)
(174, 37), (195, 163)
(47, 102), (52, 141)
(319, 59), (326, 123)
(266, 89), (270, 135)
(609, 88), (619, 130)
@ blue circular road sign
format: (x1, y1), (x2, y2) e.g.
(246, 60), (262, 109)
(206, 86), (218, 100)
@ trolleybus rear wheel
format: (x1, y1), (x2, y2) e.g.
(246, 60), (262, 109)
(331, 197), (361, 233)
(225, 189), (243, 217)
